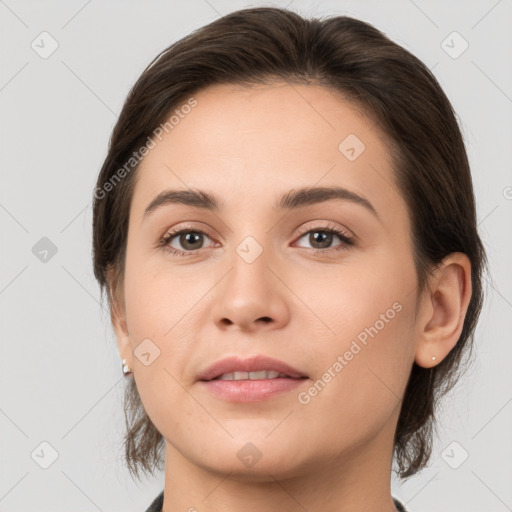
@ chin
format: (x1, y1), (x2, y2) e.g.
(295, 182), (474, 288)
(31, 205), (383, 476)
(188, 439), (312, 482)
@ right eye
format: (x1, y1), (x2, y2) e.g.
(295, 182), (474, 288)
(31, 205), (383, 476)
(160, 228), (216, 256)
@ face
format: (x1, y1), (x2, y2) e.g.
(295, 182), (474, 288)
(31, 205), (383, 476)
(114, 82), (421, 480)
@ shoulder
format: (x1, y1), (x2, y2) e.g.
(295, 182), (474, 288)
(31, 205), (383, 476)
(144, 490), (164, 512)
(393, 497), (407, 511)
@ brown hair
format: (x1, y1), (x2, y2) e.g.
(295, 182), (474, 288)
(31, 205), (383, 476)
(92, 6), (486, 481)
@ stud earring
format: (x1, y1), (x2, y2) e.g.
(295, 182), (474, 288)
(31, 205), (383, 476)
(432, 356), (436, 361)
(122, 358), (133, 376)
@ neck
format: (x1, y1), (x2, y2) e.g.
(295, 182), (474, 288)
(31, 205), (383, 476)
(161, 415), (399, 512)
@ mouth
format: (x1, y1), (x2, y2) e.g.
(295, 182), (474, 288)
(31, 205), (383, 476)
(197, 354), (308, 382)
(197, 355), (309, 402)
(208, 370), (307, 381)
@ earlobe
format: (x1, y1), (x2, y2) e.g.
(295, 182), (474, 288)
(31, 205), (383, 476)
(414, 253), (472, 368)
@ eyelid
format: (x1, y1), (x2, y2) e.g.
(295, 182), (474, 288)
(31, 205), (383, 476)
(159, 223), (217, 248)
(294, 221), (354, 240)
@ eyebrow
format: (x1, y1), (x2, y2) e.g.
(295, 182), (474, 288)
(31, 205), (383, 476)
(142, 186), (379, 221)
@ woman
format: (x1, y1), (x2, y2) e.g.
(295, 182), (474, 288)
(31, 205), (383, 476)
(92, 7), (486, 512)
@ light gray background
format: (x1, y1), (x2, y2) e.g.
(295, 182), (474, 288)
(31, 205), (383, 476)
(1, 1), (511, 511)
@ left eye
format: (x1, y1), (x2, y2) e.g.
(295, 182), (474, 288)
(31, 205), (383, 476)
(294, 228), (353, 251)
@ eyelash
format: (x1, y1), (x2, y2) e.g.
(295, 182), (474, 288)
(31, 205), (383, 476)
(158, 223), (355, 257)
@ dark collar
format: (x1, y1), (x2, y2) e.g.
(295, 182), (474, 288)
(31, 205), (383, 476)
(145, 491), (407, 512)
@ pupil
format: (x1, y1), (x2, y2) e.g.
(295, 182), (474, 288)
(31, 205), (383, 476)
(311, 231), (332, 248)
(182, 232), (202, 249)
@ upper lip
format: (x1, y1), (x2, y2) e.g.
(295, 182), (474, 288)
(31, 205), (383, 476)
(197, 355), (308, 381)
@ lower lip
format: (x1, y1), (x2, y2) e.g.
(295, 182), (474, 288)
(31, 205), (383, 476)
(200, 378), (307, 402)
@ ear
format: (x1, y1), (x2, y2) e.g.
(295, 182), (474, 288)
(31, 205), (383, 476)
(414, 253), (472, 368)
(106, 266), (132, 371)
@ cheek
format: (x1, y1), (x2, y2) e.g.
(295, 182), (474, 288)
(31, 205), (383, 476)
(300, 244), (416, 350)
(295, 250), (417, 418)
(294, 299), (416, 451)
(123, 246), (202, 338)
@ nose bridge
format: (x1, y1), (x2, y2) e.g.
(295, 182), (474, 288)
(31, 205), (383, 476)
(228, 229), (273, 298)
(209, 225), (290, 330)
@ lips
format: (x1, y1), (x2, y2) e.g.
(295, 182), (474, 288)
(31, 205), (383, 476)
(197, 355), (308, 382)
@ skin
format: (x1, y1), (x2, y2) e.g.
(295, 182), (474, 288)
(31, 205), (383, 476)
(109, 82), (472, 512)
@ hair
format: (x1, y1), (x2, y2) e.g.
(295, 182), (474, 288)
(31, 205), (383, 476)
(92, 6), (487, 481)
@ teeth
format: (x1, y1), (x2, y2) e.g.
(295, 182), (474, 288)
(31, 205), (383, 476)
(217, 370), (288, 381)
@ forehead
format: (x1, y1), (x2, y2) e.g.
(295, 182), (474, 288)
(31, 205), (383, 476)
(132, 82), (404, 222)
(154, 82), (389, 163)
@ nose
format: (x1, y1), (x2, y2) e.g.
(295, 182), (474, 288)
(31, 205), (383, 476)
(210, 240), (290, 333)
